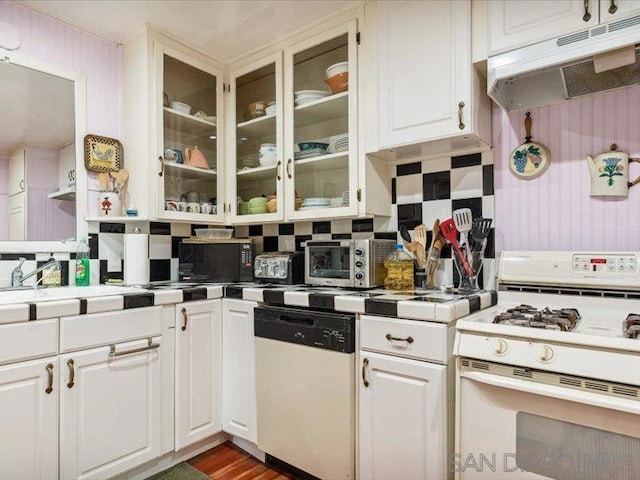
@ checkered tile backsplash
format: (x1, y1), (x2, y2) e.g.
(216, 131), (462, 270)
(0, 150), (496, 289)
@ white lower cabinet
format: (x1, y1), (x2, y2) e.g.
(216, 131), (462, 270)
(222, 299), (258, 443)
(175, 300), (222, 450)
(0, 357), (59, 479)
(59, 337), (162, 480)
(359, 351), (447, 480)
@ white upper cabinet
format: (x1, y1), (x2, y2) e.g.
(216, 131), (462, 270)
(154, 44), (225, 223)
(487, 0), (640, 55)
(600, 0), (640, 23)
(371, 0), (491, 157)
(227, 21), (363, 222)
(124, 30), (226, 224)
(228, 53), (285, 222)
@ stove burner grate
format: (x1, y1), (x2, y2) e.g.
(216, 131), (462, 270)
(624, 314), (640, 339)
(493, 304), (581, 331)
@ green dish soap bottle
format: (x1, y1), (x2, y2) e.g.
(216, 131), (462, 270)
(75, 238), (90, 286)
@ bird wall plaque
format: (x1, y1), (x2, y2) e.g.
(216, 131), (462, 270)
(84, 134), (123, 172)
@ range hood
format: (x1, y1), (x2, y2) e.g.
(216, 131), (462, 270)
(488, 14), (640, 111)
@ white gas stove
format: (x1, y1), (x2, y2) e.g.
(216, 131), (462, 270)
(454, 252), (640, 480)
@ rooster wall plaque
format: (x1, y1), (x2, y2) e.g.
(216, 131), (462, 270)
(84, 134), (123, 172)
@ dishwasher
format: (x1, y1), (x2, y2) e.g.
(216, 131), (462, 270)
(254, 305), (355, 480)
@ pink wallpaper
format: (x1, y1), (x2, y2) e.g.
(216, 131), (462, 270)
(0, 1), (122, 138)
(493, 85), (640, 253)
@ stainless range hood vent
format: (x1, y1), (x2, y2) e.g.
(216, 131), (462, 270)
(562, 47), (640, 99)
(488, 15), (640, 111)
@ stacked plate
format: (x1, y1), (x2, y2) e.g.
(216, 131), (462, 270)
(295, 146), (328, 160)
(299, 197), (331, 210)
(294, 90), (330, 106)
(341, 190), (349, 207)
(334, 134), (349, 153)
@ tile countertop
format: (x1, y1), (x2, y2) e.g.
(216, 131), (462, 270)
(0, 283), (497, 325)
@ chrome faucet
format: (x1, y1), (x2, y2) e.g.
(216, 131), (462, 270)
(11, 257), (60, 287)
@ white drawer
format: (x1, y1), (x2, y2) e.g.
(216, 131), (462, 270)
(60, 306), (163, 352)
(0, 319), (58, 365)
(360, 315), (450, 363)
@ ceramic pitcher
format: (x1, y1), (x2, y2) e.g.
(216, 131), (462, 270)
(586, 144), (640, 197)
(184, 146), (209, 169)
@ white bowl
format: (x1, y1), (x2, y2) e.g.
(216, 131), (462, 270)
(170, 101), (191, 114)
(259, 155), (277, 167)
(265, 105), (276, 115)
(326, 61), (348, 78)
(294, 90), (330, 98)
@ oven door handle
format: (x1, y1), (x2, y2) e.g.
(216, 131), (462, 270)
(461, 370), (640, 415)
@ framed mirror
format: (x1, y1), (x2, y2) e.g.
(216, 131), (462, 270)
(0, 53), (87, 247)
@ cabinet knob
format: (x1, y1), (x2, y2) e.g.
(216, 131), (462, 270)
(609, 0), (618, 14)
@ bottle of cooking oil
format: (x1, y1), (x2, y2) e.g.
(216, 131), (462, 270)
(384, 244), (414, 292)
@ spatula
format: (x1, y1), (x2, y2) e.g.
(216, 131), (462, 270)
(414, 224), (428, 268)
(453, 208), (473, 260)
(97, 172), (110, 191)
(426, 220), (443, 287)
(470, 217), (493, 252)
(440, 218), (474, 277)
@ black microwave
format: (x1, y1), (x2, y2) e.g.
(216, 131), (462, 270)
(178, 239), (254, 282)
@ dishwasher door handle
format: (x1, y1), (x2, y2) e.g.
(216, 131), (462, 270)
(362, 357), (370, 387)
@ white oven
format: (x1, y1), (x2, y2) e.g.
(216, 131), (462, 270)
(456, 359), (640, 479)
(455, 251), (640, 480)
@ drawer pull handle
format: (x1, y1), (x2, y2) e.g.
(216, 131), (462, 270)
(67, 359), (75, 389)
(158, 156), (164, 177)
(457, 101), (465, 130)
(276, 160), (282, 180)
(286, 158), (293, 179)
(109, 338), (159, 357)
(583, 0), (592, 21)
(362, 357), (370, 387)
(386, 333), (414, 344)
(181, 307), (188, 331)
(45, 363), (54, 394)
(609, 0), (617, 14)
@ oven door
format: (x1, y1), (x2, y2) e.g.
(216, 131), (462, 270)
(304, 241), (354, 287)
(456, 359), (640, 480)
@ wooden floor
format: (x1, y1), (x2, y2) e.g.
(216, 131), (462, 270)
(188, 442), (299, 480)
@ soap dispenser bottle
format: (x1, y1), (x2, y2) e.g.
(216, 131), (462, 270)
(75, 238), (90, 286)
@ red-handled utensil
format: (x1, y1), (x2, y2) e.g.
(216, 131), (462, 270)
(440, 218), (474, 277)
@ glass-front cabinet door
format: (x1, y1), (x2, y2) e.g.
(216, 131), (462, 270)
(155, 45), (224, 223)
(229, 53), (284, 222)
(284, 21), (358, 220)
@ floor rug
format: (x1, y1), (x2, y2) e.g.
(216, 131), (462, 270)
(145, 462), (209, 480)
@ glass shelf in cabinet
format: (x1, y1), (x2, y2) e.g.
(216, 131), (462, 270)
(163, 161), (217, 179)
(293, 91), (348, 129)
(294, 151), (348, 174)
(237, 113), (276, 138)
(236, 164), (278, 181)
(163, 107), (217, 137)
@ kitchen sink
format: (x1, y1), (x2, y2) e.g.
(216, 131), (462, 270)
(0, 285), (148, 305)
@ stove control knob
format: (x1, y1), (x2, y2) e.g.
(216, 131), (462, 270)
(355, 272), (364, 280)
(491, 338), (508, 356)
(355, 260), (364, 268)
(355, 248), (364, 256)
(536, 344), (555, 363)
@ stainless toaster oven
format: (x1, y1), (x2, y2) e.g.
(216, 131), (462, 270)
(303, 239), (395, 288)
